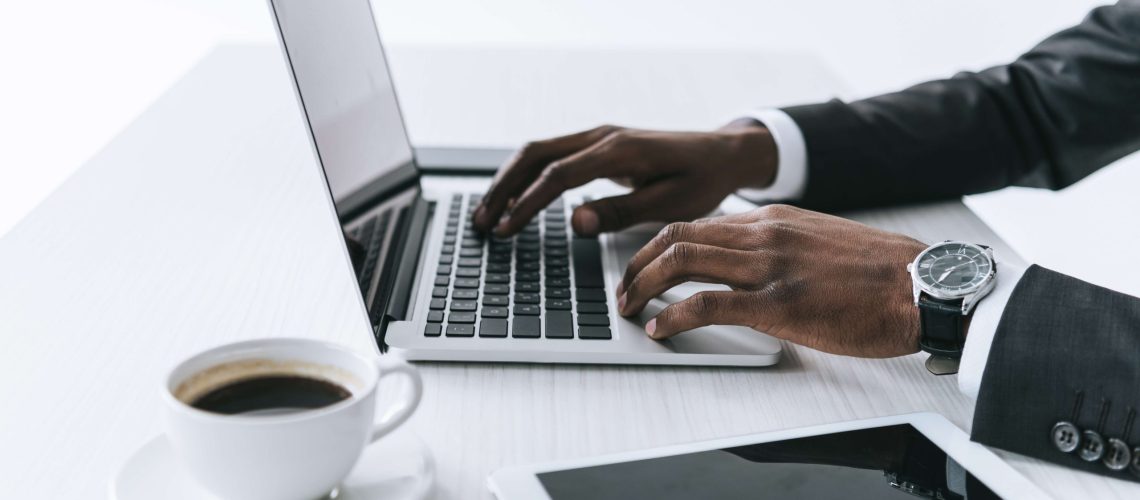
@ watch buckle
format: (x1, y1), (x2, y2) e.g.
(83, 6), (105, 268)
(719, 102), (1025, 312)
(925, 355), (960, 375)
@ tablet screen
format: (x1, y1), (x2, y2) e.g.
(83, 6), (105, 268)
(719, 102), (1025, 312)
(537, 424), (999, 500)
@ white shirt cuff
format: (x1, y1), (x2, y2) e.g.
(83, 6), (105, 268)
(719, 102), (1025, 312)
(735, 109), (808, 202)
(957, 261), (1027, 399)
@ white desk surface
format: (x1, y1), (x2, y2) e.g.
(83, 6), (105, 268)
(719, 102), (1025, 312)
(1, 45), (1137, 500)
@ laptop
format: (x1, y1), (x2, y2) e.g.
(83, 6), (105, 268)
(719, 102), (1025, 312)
(268, 0), (781, 366)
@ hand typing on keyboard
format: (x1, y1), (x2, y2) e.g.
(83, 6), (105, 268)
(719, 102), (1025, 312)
(616, 205), (929, 358)
(472, 121), (778, 237)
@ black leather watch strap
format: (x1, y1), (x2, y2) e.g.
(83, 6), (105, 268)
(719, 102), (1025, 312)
(917, 294), (966, 358)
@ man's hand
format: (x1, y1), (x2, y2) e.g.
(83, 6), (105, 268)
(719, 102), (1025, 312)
(472, 120), (778, 237)
(618, 205), (927, 358)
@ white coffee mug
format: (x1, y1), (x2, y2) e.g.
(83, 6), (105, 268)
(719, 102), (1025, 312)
(163, 338), (423, 500)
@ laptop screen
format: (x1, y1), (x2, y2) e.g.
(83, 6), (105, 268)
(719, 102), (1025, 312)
(270, 0), (418, 219)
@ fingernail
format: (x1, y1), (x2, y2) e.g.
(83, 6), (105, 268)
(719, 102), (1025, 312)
(493, 219), (510, 237)
(615, 281), (625, 297)
(574, 207), (599, 235)
(645, 318), (657, 338)
(618, 292), (627, 312)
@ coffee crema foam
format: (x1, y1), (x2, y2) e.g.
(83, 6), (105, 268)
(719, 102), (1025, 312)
(174, 358), (364, 406)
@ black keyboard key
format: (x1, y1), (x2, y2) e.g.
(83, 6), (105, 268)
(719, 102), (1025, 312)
(546, 312), (574, 339)
(514, 293), (540, 304)
(482, 306), (508, 319)
(441, 245), (455, 254)
(485, 273), (509, 284)
(459, 248), (483, 258)
(455, 278), (480, 289)
(456, 268), (481, 278)
(544, 239), (568, 249)
(577, 314), (610, 326)
(578, 326), (612, 340)
(432, 287), (448, 298)
(449, 312), (476, 324)
(518, 251), (540, 261)
(453, 289), (478, 300)
(544, 248), (568, 257)
(479, 319), (507, 338)
(518, 233), (540, 243)
(545, 267), (569, 277)
(439, 255), (454, 265)
(515, 282), (540, 292)
(487, 262), (511, 273)
(429, 298), (446, 310)
(546, 277), (570, 288)
(434, 276), (449, 287)
(516, 271), (540, 282)
(517, 242), (540, 252)
(445, 324), (475, 337)
(443, 236), (457, 245)
(458, 258), (481, 267)
(485, 284), (510, 295)
(513, 304), (540, 316)
(436, 265), (452, 276)
(576, 302), (608, 314)
(572, 237), (605, 288)
(488, 253), (512, 263)
(546, 257), (568, 267)
(424, 324), (442, 337)
(545, 299), (571, 310)
(545, 288), (571, 299)
(483, 295), (509, 306)
(516, 261), (540, 272)
(513, 317), (541, 338)
(461, 238), (483, 248)
(451, 300), (477, 312)
(427, 311), (444, 323)
(576, 288), (607, 302)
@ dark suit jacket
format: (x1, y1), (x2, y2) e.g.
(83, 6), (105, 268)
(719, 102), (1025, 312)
(780, 1), (1140, 483)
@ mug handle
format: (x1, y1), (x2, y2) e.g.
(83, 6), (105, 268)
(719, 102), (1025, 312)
(369, 357), (424, 442)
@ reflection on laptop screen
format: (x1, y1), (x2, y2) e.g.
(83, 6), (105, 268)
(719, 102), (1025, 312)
(271, 0), (415, 213)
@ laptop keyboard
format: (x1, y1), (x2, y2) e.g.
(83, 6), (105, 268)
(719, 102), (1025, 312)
(425, 193), (612, 340)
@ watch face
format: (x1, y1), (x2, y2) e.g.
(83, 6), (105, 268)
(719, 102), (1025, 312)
(913, 242), (992, 297)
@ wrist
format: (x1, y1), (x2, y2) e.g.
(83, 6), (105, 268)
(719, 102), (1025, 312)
(718, 119), (778, 189)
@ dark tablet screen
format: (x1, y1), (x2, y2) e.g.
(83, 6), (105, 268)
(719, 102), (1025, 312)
(537, 424), (1000, 500)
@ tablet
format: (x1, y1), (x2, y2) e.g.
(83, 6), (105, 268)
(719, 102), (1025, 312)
(489, 413), (1045, 500)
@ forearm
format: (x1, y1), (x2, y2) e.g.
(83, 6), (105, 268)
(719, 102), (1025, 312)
(783, 2), (1140, 212)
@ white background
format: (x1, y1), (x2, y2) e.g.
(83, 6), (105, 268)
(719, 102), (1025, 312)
(2, 0), (1135, 294)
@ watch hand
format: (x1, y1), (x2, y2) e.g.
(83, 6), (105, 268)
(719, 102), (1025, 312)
(937, 263), (968, 282)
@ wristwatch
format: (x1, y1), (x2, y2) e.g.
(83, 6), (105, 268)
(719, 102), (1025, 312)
(906, 241), (997, 375)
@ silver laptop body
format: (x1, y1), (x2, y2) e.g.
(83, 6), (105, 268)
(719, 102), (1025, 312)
(268, 0), (780, 366)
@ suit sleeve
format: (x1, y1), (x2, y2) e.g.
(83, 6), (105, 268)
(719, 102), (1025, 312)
(971, 265), (1140, 481)
(781, 1), (1140, 212)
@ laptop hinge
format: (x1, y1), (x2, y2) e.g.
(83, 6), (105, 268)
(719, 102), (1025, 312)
(375, 195), (432, 350)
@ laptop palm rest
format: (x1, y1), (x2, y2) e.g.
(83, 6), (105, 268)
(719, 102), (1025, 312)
(609, 230), (782, 358)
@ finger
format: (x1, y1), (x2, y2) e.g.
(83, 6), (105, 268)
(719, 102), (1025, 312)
(620, 243), (762, 316)
(475, 126), (617, 231)
(619, 222), (756, 295)
(571, 180), (677, 237)
(646, 291), (758, 339)
(494, 133), (644, 235)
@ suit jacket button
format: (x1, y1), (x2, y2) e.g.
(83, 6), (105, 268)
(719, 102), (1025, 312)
(1078, 430), (1106, 462)
(1102, 438), (1131, 471)
(1130, 447), (1140, 477)
(1051, 421), (1081, 453)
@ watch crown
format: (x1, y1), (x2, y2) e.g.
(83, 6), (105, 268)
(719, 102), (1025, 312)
(906, 263), (914, 273)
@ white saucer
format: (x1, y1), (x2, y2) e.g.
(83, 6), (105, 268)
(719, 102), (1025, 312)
(109, 430), (434, 500)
